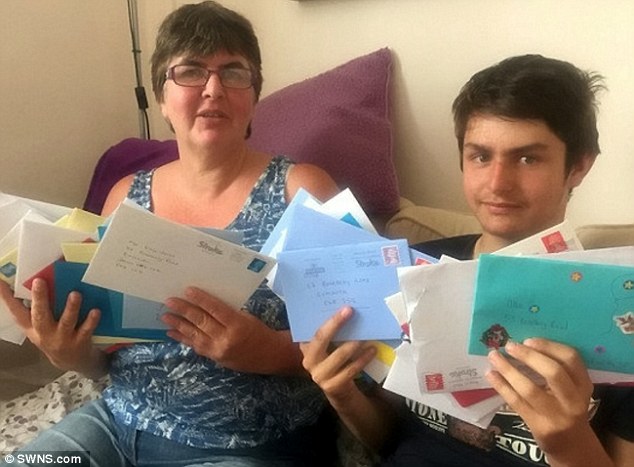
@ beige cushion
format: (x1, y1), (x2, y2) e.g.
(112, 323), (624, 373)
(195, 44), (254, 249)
(385, 203), (481, 244)
(576, 224), (634, 249)
(385, 198), (634, 249)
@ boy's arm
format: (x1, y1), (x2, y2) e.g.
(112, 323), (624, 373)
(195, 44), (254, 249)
(300, 307), (397, 451)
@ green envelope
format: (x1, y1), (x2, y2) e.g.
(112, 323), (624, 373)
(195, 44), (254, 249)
(469, 254), (634, 374)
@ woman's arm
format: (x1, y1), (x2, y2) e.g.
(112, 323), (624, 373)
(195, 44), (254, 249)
(100, 174), (135, 216)
(285, 163), (340, 203)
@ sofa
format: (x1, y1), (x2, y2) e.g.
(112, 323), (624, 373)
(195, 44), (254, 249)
(1, 48), (632, 460)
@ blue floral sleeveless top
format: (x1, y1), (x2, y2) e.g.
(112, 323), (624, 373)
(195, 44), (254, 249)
(102, 156), (326, 449)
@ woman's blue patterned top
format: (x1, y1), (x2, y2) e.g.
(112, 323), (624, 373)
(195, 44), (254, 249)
(102, 155), (326, 449)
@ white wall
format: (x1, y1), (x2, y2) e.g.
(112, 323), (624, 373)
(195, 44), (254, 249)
(2, 0), (632, 226)
(0, 0), (141, 208)
(192, 0), (634, 227)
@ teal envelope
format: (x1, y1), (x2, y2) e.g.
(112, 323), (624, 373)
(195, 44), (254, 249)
(54, 261), (168, 341)
(469, 254), (634, 374)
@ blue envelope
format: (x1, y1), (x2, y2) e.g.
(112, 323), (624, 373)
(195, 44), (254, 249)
(269, 205), (383, 297)
(283, 205), (380, 251)
(54, 261), (168, 341)
(469, 254), (634, 373)
(278, 238), (409, 342)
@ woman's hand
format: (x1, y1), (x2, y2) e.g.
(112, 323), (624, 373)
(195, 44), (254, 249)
(486, 338), (616, 466)
(163, 287), (302, 374)
(0, 279), (108, 378)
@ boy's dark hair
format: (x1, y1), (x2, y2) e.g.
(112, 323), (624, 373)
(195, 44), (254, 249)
(150, 1), (263, 103)
(452, 54), (605, 172)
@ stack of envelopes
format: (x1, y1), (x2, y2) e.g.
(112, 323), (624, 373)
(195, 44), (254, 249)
(0, 193), (274, 345)
(383, 221), (634, 427)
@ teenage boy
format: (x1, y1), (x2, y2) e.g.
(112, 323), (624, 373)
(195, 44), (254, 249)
(300, 55), (634, 467)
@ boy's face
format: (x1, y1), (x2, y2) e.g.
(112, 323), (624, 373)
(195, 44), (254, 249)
(461, 113), (593, 245)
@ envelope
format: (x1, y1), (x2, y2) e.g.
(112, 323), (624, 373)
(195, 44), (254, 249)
(469, 254), (634, 373)
(0, 193), (71, 224)
(259, 189), (319, 293)
(1, 210), (57, 343)
(82, 200), (274, 308)
(14, 219), (95, 299)
(313, 188), (377, 234)
(0, 300), (26, 344)
(54, 261), (167, 342)
(278, 238), (409, 342)
(403, 260), (491, 392)
(57, 208), (106, 233)
(493, 220), (582, 255)
(269, 204), (382, 298)
(0, 211), (53, 286)
(260, 188), (318, 257)
(0, 199), (32, 240)
(404, 247), (634, 394)
(383, 342), (502, 428)
(121, 294), (169, 331)
(61, 241), (99, 263)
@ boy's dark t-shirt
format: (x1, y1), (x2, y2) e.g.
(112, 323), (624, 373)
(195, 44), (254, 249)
(379, 235), (634, 466)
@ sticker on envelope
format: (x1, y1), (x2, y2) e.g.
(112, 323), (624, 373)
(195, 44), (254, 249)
(277, 238), (409, 342)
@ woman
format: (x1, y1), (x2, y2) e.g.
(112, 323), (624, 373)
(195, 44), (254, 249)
(0, 2), (339, 466)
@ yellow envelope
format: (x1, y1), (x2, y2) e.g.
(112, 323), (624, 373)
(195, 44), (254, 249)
(55, 208), (106, 234)
(61, 242), (99, 263)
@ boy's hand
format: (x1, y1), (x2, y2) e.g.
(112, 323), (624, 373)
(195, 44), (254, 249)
(486, 338), (594, 455)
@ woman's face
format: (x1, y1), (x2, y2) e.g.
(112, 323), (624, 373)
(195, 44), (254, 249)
(160, 50), (256, 151)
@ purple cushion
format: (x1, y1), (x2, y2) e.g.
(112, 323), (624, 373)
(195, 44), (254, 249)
(83, 49), (399, 217)
(83, 138), (177, 213)
(249, 48), (399, 216)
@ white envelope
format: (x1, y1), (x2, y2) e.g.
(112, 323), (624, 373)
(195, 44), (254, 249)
(83, 200), (275, 308)
(494, 220), (582, 255)
(314, 188), (378, 234)
(0, 199), (32, 241)
(0, 300), (26, 344)
(0, 211), (56, 343)
(0, 192), (71, 224)
(383, 342), (502, 428)
(0, 211), (55, 287)
(14, 219), (96, 299)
